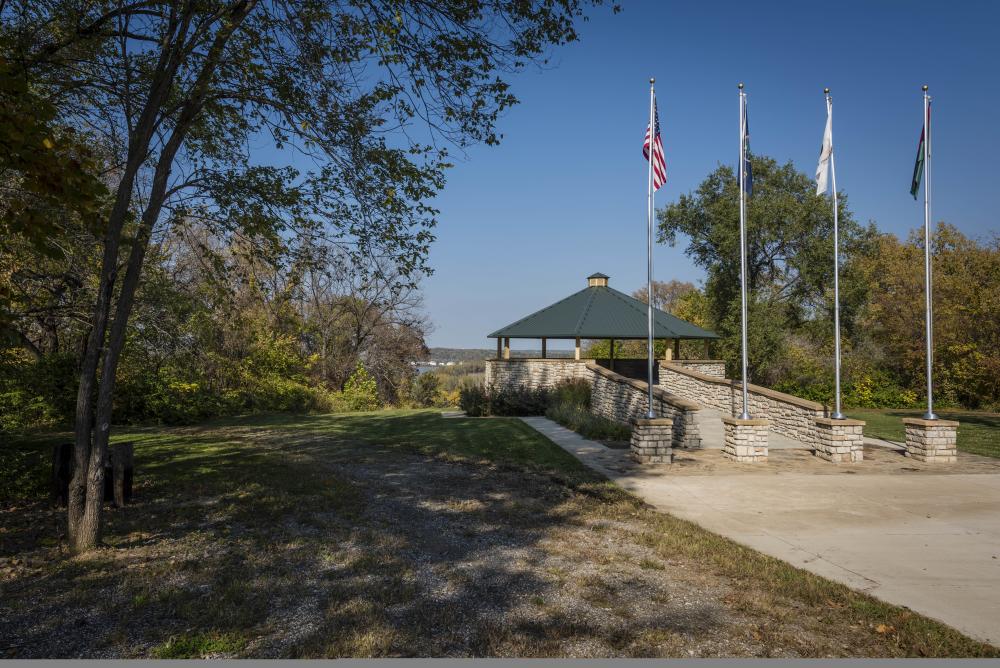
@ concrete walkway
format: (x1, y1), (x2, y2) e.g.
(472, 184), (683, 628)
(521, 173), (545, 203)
(521, 416), (1000, 645)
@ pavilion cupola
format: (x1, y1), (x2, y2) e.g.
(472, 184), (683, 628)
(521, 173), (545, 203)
(587, 272), (610, 287)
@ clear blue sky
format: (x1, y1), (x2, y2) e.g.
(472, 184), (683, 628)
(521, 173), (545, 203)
(418, 0), (1000, 349)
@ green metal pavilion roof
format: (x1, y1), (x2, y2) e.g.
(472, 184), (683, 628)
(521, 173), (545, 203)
(488, 274), (719, 340)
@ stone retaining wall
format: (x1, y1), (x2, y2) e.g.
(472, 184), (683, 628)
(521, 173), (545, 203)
(587, 363), (701, 449)
(658, 362), (826, 444)
(484, 359), (590, 391)
(483, 358), (701, 449)
(668, 360), (727, 379)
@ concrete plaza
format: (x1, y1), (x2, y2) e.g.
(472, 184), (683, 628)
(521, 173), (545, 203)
(522, 416), (1000, 645)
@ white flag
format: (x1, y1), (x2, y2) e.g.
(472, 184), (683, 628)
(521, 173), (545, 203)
(815, 105), (833, 195)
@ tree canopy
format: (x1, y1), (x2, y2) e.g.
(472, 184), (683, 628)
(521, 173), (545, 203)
(657, 155), (875, 383)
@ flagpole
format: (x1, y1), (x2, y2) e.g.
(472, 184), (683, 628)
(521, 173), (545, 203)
(827, 88), (844, 419)
(738, 82), (750, 419)
(646, 77), (656, 419)
(922, 84), (936, 420)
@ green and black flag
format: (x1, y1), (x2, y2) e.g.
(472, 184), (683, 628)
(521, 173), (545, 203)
(910, 103), (931, 199)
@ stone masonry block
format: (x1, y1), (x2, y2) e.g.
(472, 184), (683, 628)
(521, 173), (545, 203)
(631, 417), (673, 465)
(721, 417), (768, 463)
(903, 418), (959, 463)
(812, 417), (865, 463)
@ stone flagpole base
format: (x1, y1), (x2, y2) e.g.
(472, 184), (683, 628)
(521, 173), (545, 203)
(631, 417), (673, 464)
(722, 416), (768, 463)
(812, 417), (865, 463)
(903, 418), (959, 463)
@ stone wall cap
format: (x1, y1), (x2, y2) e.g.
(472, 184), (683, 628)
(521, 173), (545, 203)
(814, 417), (866, 426)
(721, 416), (769, 426)
(633, 417), (674, 427)
(902, 417), (960, 427)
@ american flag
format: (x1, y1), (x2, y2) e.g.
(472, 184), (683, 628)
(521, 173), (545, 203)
(643, 98), (667, 191)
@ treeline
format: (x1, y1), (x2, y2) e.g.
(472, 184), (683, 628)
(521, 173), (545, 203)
(584, 159), (1000, 411)
(1, 225), (429, 430)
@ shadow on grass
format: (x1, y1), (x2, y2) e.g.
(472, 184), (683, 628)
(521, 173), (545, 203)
(3, 411), (997, 658)
(0, 411), (673, 658)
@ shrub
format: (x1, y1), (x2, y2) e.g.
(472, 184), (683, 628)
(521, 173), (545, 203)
(489, 385), (550, 416)
(437, 388), (461, 408)
(459, 384), (490, 416)
(545, 401), (631, 442)
(411, 372), (440, 407)
(0, 349), (77, 432)
(459, 383), (550, 417)
(843, 371), (919, 409)
(550, 378), (591, 408)
(774, 369), (920, 410)
(544, 378), (631, 442)
(340, 361), (381, 411)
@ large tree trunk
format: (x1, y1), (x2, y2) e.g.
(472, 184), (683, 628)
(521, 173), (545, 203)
(66, 0), (254, 552)
(67, 22), (187, 552)
(75, 194), (161, 550)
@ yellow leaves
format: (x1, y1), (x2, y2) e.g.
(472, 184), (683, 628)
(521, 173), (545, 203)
(875, 623), (895, 635)
(42, 137), (55, 150)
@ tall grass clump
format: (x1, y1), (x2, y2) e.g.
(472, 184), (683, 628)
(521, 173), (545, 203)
(545, 379), (631, 443)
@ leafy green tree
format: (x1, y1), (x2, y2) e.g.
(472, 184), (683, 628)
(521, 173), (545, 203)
(2, 0), (608, 550)
(0, 60), (108, 256)
(657, 155), (874, 384)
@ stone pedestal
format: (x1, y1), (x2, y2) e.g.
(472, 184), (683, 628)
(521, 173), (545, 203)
(812, 417), (865, 463)
(903, 418), (959, 463)
(722, 417), (768, 462)
(631, 417), (673, 464)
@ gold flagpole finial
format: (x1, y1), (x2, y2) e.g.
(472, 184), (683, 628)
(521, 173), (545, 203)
(824, 87), (830, 94)
(649, 77), (655, 84)
(738, 82), (744, 90)
(922, 84), (929, 92)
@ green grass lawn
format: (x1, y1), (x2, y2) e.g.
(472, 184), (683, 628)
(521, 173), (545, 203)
(0, 410), (593, 504)
(847, 408), (1000, 459)
(1, 410), (997, 658)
